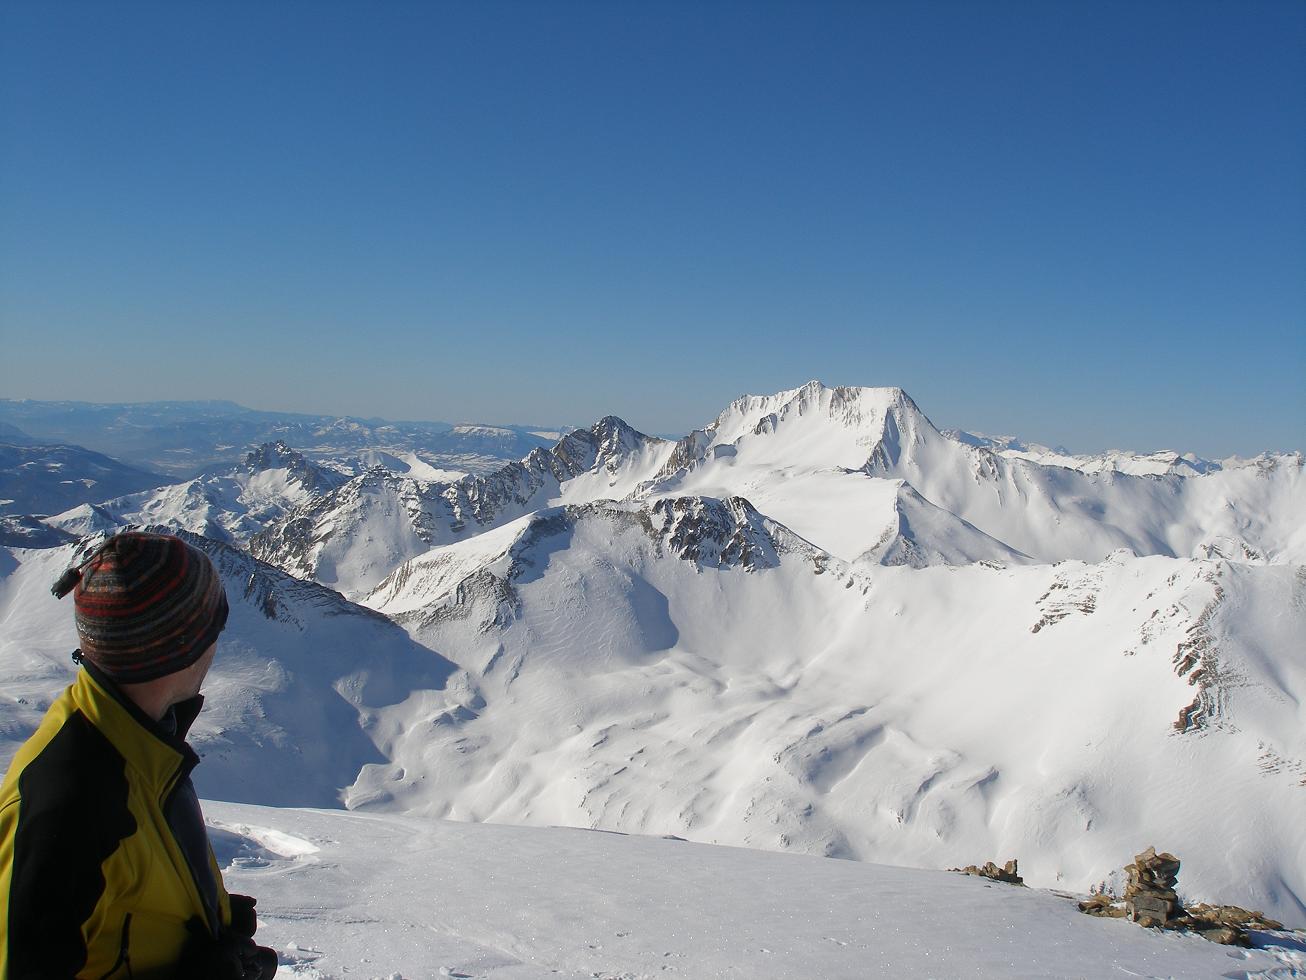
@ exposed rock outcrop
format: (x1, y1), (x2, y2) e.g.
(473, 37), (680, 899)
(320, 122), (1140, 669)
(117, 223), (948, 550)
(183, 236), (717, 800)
(953, 859), (1024, 886)
(1077, 893), (1128, 918)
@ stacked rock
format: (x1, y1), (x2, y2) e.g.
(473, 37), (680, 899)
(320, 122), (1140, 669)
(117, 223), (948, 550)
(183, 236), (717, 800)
(1078, 847), (1280, 946)
(1125, 846), (1183, 927)
(953, 859), (1024, 886)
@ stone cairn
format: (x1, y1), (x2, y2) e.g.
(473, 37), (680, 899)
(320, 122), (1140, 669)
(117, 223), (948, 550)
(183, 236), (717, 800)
(1124, 846), (1182, 927)
(1078, 845), (1285, 946)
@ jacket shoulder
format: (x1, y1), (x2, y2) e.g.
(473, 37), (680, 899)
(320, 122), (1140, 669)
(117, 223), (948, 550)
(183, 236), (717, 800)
(14, 709), (129, 806)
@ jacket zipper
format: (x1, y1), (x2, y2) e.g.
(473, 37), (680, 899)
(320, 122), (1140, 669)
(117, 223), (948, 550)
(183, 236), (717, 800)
(97, 912), (133, 979)
(161, 757), (221, 935)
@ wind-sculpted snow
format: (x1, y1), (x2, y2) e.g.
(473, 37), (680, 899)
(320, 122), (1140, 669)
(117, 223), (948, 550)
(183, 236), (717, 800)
(357, 517), (1306, 926)
(203, 800), (1306, 979)
(855, 482), (1031, 568)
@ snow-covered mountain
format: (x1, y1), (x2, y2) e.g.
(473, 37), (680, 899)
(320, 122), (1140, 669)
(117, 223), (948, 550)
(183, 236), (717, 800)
(42, 441), (349, 546)
(353, 447), (468, 482)
(22, 383), (1300, 595)
(250, 417), (672, 597)
(247, 381), (1296, 591)
(637, 382), (1304, 566)
(6, 513), (1303, 926)
(854, 480), (1031, 567)
(435, 423), (561, 461)
(3, 380), (1303, 940)
(944, 429), (1227, 476)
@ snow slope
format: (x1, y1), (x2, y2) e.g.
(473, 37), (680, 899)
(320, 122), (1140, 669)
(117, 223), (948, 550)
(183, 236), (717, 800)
(206, 800), (1306, 979)
(8, 513), (1301, 924)
(355, 448), (469, 482)
(357, 498), (1306, 926)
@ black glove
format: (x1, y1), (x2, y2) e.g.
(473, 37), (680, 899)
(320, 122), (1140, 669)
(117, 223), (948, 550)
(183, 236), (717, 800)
(236, 940), (278, 980)
(178, 916), (278, 980)
(228, 894), (259, 939)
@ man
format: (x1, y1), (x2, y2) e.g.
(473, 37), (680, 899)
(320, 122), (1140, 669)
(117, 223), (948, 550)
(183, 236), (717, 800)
(0, 531), (277, 978)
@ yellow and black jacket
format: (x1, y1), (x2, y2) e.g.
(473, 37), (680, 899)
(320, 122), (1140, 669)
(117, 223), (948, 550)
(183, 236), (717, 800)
(0, 662), (233, 978)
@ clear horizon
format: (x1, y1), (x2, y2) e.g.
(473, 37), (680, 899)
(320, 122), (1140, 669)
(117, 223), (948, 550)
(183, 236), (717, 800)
(2, 1), (1303, 458)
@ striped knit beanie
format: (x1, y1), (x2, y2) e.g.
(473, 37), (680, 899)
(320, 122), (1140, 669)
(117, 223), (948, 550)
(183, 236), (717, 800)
(53, 532), (228, 683)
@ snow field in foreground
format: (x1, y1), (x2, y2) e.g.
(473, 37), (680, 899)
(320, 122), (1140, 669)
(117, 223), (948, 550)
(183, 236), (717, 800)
(206, 801), (1306, 980)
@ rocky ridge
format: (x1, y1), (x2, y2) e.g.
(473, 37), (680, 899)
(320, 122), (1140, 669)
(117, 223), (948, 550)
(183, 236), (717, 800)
(251, 417), (666, 595)
(242, 440), (349, 497)
(36, 441), (349, 548)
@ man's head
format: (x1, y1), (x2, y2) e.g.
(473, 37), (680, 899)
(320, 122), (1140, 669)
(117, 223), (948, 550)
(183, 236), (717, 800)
(59, 531), (229, 686)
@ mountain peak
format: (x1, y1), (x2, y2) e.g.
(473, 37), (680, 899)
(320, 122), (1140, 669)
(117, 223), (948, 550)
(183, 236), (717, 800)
(242, 441), (348, 499)
(243, 440), (303, 471)
(715, 382), (925, 445)
(552, 415), (660, 476)
(651, 382), (935, 480)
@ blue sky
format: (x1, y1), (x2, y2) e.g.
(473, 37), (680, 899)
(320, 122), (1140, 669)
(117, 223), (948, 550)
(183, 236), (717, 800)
(1, 0), (1302, 455)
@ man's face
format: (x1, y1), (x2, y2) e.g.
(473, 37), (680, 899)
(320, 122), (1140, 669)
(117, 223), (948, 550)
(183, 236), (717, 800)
(176, 641), (218, 701)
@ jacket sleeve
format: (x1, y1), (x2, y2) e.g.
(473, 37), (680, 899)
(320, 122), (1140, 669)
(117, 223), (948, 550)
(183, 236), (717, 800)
(0, 714), (137, 979)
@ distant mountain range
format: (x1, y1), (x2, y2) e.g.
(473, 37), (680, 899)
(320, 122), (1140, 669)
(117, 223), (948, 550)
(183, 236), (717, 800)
(1, 381), (1302, 926)
(0, 398), (564, 477)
